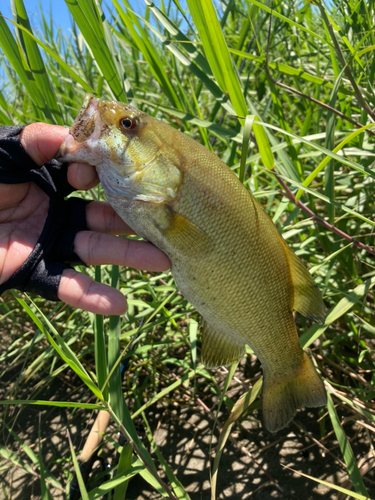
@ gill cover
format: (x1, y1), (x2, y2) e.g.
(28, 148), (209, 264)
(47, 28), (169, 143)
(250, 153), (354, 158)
(59, 94), (183, 203)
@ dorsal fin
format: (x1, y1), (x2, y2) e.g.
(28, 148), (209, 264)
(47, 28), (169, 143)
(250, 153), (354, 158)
(282, 241), (325, 324)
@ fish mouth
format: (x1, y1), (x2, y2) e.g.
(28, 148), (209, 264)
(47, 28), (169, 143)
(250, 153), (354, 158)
(56, 94), (103, 160)
(69, 93), (100, 143)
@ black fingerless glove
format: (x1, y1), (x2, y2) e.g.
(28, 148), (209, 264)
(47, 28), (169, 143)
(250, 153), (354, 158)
(0, 125), (91, 301)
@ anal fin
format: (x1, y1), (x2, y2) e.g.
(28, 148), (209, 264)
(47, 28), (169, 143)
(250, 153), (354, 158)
(201, 319), (246, 368)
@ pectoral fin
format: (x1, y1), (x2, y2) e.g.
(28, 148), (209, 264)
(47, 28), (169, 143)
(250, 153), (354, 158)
(201, 319), (246, 368)
(283, 243), (325, 324)
(160, 207), (213, 256)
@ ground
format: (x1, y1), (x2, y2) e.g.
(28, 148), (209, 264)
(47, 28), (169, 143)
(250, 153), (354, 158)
(0, 336), (374, 500)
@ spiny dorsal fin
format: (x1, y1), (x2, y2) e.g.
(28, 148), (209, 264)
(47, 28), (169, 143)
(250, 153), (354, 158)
(201, 319), (246, 368)
(282, 241), (325, 324)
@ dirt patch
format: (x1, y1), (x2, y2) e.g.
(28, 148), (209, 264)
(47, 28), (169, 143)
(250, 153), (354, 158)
(0, 336), (374, 500)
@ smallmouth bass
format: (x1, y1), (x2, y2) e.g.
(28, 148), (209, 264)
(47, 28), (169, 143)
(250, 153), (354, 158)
(59, 94), (327, 432)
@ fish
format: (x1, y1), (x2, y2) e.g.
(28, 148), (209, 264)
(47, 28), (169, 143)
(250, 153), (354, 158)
(58, 94), (327, 433)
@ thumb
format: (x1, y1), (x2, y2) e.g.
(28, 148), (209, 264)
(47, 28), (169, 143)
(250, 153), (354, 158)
(20, 123), (69, 166)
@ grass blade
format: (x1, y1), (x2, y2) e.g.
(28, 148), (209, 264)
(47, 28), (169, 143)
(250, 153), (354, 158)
(327, 393), (369, 496)
(142, 413), (192, 500)
(94, 266), (108, 400)
(87, 466), (144, 500)
(247, 0), (327, 44)
(64, 0), (126, 100)
(283, 465), (371, 500)
(211, 379), (262, 500)
(67, 430), (90, 500)
(113, 0), (182, 110)
(0, 12), (47, 116)
(12, 0), (62, 124)
(295, 122), (375, 201)
(300, 276), (375, 348)
(186, 0), (247, 121)
(4, 17), (95, 93)
(132, 4), (234, 114)
(113, 442), (133, 500)
(13, 294), (103, 400)
(239, 115), (254, 183)
(39, 423), (53, 500)
(108, 265), (123, 422)
(0, 400), (105, 409)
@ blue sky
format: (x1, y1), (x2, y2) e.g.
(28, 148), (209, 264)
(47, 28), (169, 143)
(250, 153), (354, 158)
(2, 1), (73, 33)
(1, 1), (183, 37)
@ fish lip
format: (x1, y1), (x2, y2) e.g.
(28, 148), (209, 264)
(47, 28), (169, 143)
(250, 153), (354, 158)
(69, 93), (101, 143)
(55, 133), (73, 160)
(56, 94), (105, 161)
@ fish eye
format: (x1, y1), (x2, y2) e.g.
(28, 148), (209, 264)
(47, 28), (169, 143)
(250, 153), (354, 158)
(119, 116), (138, 131)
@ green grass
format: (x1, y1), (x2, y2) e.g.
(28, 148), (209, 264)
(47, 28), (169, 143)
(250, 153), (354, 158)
(1, 0), (375, 498)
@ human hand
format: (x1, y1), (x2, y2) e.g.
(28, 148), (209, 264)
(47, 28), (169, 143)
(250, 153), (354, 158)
(0, 123), (170, 314)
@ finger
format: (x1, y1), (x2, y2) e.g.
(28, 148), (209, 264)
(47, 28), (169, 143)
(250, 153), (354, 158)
(20, 123), (68, 166)
(74, 231), (171, 271)
(86, 201), (135, 235)
(21, 123), (101, 189)
(67, 162), (100, 190)
(59, 268), (127, 315)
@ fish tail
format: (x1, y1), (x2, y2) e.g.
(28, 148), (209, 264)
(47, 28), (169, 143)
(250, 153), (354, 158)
(262, 352), (326, 433)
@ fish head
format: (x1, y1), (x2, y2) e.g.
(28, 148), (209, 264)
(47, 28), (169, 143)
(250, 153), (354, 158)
(59, 94), (183, 203)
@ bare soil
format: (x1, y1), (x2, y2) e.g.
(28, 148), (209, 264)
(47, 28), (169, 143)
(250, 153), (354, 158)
(1, 339), (374, 500)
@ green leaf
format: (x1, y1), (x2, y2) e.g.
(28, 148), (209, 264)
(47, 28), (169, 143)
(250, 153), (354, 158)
(283, 465), (371, 500)
(239, 115), (254, 183)
(255, 120), (375, 180)
(88, 466), (145, 500)
(186, 0), (247, 122)
(64, 0), (126, 100)
(132, 2), (234, 114)
(132, 366), (205, 418)
(142, 414), (192, 500)
(0, 400), (105, 409)
(296, 122), (375, 201)
(253, 116), (274, 170)
(108, 265), (123, 422)
(39, 427), (53, 500)
(12, 0), (63, 124)
(113, 442), (133, 500)
(247, 0), (328, 45)
(300, 276), (375, 348)
(3, 422), (62, 489)
(189, 317), (198, 370)
(113, 0), (182, 109)
(5, 17), (95, 93)
(144, 0), (212, 75)
(0, 13), (47, 115)
(94, 266), (108, 400)
(211, 379), (262, 499)
(67, 431), (90, 500)
(14, 294), (103, 400)
(327, 393), (369, 497)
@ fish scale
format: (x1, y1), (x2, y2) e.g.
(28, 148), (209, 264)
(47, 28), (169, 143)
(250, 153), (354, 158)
(173, 166), (292, 344)
(59, 94), (327, 433)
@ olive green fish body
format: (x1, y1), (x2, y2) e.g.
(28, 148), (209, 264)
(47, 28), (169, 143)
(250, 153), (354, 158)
(59, 95), (327, 432)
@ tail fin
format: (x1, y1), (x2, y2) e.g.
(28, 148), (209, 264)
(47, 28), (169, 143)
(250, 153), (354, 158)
(262, 352), (326, 433)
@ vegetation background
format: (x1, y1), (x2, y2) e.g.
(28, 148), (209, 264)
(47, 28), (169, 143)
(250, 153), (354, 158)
(0, 0), (375, 498)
